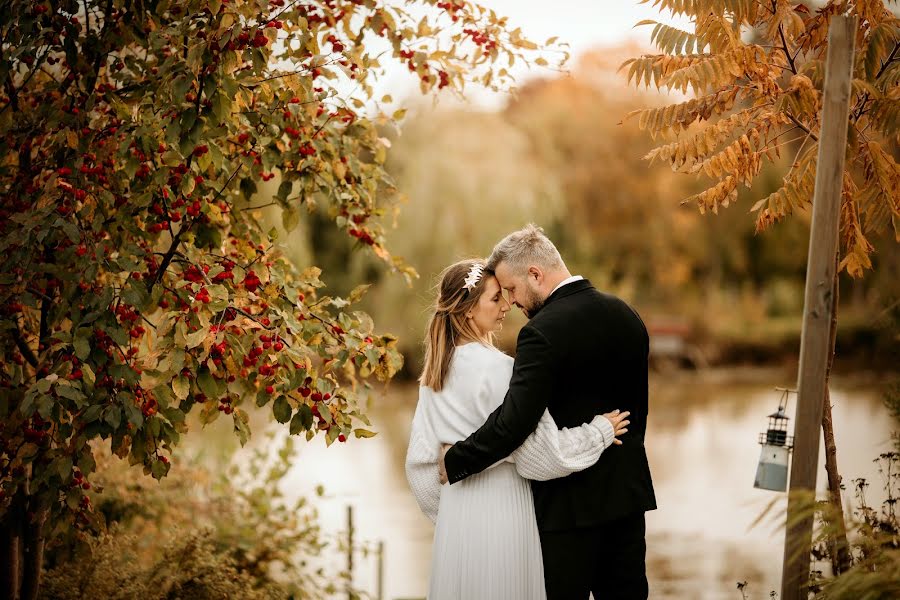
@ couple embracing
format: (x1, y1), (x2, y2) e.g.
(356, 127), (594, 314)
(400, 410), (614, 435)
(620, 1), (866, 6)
(406, 225), (657, 599)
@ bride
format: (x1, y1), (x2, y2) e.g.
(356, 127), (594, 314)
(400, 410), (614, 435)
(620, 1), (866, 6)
(405, 259), (629, 600)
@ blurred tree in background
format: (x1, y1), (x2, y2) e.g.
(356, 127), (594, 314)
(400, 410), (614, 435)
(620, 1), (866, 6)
(326, 42), (895, 372)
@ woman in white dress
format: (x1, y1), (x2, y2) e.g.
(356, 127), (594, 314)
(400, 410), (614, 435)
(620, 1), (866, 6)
(405, 259), (630, 600)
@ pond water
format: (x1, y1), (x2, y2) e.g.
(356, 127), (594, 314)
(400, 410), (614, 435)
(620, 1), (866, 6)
(194, 367), (895, 600)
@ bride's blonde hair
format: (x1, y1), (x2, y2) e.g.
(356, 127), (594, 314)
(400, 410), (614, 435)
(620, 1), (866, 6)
(420, 259), (493, 392)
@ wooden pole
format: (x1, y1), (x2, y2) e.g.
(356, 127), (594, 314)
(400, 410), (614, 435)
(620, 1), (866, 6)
(376, 540), (384, 600)
(346, 505), (354, 600)
(781, 14), (857, 600)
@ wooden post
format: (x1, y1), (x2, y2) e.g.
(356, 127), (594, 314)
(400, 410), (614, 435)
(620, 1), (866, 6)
(376, 540), (384, 600)
(780, 15), (857, 600)
(346, 505), (354, 600)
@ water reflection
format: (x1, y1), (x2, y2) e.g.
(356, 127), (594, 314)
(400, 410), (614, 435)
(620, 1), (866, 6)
(198, 369), (894, 599)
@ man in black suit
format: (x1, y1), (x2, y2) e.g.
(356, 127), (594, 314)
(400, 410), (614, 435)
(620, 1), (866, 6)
(438, 224), (656, 599)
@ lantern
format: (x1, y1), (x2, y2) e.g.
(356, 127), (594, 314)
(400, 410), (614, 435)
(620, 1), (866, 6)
(754, 388), (795, 492)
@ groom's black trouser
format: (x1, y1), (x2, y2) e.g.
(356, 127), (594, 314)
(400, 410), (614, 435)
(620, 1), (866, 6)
(539, 512), (648, 600)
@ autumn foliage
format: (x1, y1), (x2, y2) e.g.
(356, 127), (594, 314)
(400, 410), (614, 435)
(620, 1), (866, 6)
(0, 0), (546, 597)
(623, 0), (900, 277)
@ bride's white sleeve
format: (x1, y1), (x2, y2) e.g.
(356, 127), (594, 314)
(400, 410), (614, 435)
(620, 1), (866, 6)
(404, 391), (441, 524)
(511, 409), (617, 482)
(478, 354), (618, 482)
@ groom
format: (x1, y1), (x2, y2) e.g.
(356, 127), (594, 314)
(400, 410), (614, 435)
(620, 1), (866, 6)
(439, 224), (656, 599)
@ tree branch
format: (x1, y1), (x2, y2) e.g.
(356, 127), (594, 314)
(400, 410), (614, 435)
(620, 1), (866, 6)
(852, 42), (900, 122)
(785, 112), (817, 142)
(146, 162), (243, 294)
(12, 324), (38, 369)
(779, 25), (798, 75)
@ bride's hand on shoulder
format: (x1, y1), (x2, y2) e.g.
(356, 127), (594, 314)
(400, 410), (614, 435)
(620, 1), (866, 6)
(601, 410), (630, 445)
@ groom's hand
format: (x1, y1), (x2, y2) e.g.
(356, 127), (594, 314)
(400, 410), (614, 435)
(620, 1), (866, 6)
(438, 444), (452, 484)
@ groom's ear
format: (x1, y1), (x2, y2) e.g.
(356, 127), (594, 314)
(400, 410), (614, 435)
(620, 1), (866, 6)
(527, 265), (543, 283)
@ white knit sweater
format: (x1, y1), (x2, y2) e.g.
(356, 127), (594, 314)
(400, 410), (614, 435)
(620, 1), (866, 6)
(405, 342), (616, 523)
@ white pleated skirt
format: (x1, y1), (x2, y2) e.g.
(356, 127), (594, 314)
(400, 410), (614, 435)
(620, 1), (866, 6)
(428, 462), (547, 600)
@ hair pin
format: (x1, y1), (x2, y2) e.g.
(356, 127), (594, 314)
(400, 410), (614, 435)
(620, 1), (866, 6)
(463, 263), (484, 291)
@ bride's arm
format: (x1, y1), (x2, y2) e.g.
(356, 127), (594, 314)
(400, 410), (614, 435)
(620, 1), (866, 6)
(511, 409), (620, 481)
(404, 391), (441, 523)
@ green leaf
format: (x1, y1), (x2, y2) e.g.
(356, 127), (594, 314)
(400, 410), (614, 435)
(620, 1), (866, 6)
(104, 406), (122, 429)
(56, 457), (73, 480)
(199, 401), (220, 425)
(272, 396), (292, 423)
(289, 407), (307, 435)
(353, 428), (377, 439)
(184, 327), (207, 349)
(150, 459), (170, 480)
(233, 408), (251, 446)
(172, 375), (190, 400)
(73, 333), (90, 360)
(82, 364), (95, 389)
(124, 402), (143, 427)
(56, 385), (85, 404)
(122, 283), (150, 311)
(82, 405), (102, 423)
(282, 205), (300, 232)
(277, 180), (293, 202)
(197, 368), (219, 399)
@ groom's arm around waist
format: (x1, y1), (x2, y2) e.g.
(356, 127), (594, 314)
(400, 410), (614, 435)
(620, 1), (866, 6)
(445, 325), (555, 484)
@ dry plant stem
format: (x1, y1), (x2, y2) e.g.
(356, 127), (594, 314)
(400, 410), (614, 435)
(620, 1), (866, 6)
(822, 251), (851, 575)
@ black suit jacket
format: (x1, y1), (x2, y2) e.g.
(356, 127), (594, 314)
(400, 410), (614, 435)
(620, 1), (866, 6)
(444, 279), (656, 532)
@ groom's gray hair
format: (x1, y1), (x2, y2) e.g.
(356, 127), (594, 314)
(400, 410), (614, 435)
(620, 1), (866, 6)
(487, 224), (564, 274)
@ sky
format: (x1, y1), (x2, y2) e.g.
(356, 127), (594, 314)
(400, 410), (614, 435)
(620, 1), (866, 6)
(369, 0), (693, 110)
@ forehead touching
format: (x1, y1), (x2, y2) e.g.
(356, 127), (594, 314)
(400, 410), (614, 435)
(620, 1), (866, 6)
(480, 274), (501, 296)
(493, 262), (524, 288)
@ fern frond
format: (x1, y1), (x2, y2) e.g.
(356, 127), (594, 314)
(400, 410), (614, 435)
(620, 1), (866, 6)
(870, 98), (900, 139)
(858, 141), (900, 236)
(767, 1), (806, 44)
(799, 59), (826, 89)
(863, 21), (900, 80)
(625, 87), (740, 137)
(695, 13), (743, 52)
(684, 174), (739, 214)
(664, 46), (765, 94)
(839, 179), (874, 278)
(642, 107), (757, 170)
(752, 144), (817, 231)
(879, 61), (900, 89)
(797, 3), (845, 54)
(638, 20), (705, 55)
(640, 0), (760, 24)
(851, 78), (882, 99)
(691, 132), (763, 184)
(619, 54), (705, 89)
(778, 73), (821, 122)
(689, 112), (791, 183)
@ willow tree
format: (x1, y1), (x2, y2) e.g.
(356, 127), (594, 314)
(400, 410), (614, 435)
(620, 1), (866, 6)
(0, 1), (548, 598)
(623, 0), (899, 579)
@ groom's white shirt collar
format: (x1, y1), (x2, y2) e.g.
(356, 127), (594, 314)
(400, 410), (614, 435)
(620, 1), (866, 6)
(549, 275), (583, 297)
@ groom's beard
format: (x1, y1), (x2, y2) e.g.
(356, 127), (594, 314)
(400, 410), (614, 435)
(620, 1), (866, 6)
(520, 288), (545, 318)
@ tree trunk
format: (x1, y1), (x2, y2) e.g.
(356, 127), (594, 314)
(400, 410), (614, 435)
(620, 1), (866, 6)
(1, 493), (25, 600)
(21, 504), (45, 600)
(822, 255), (851, 574)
